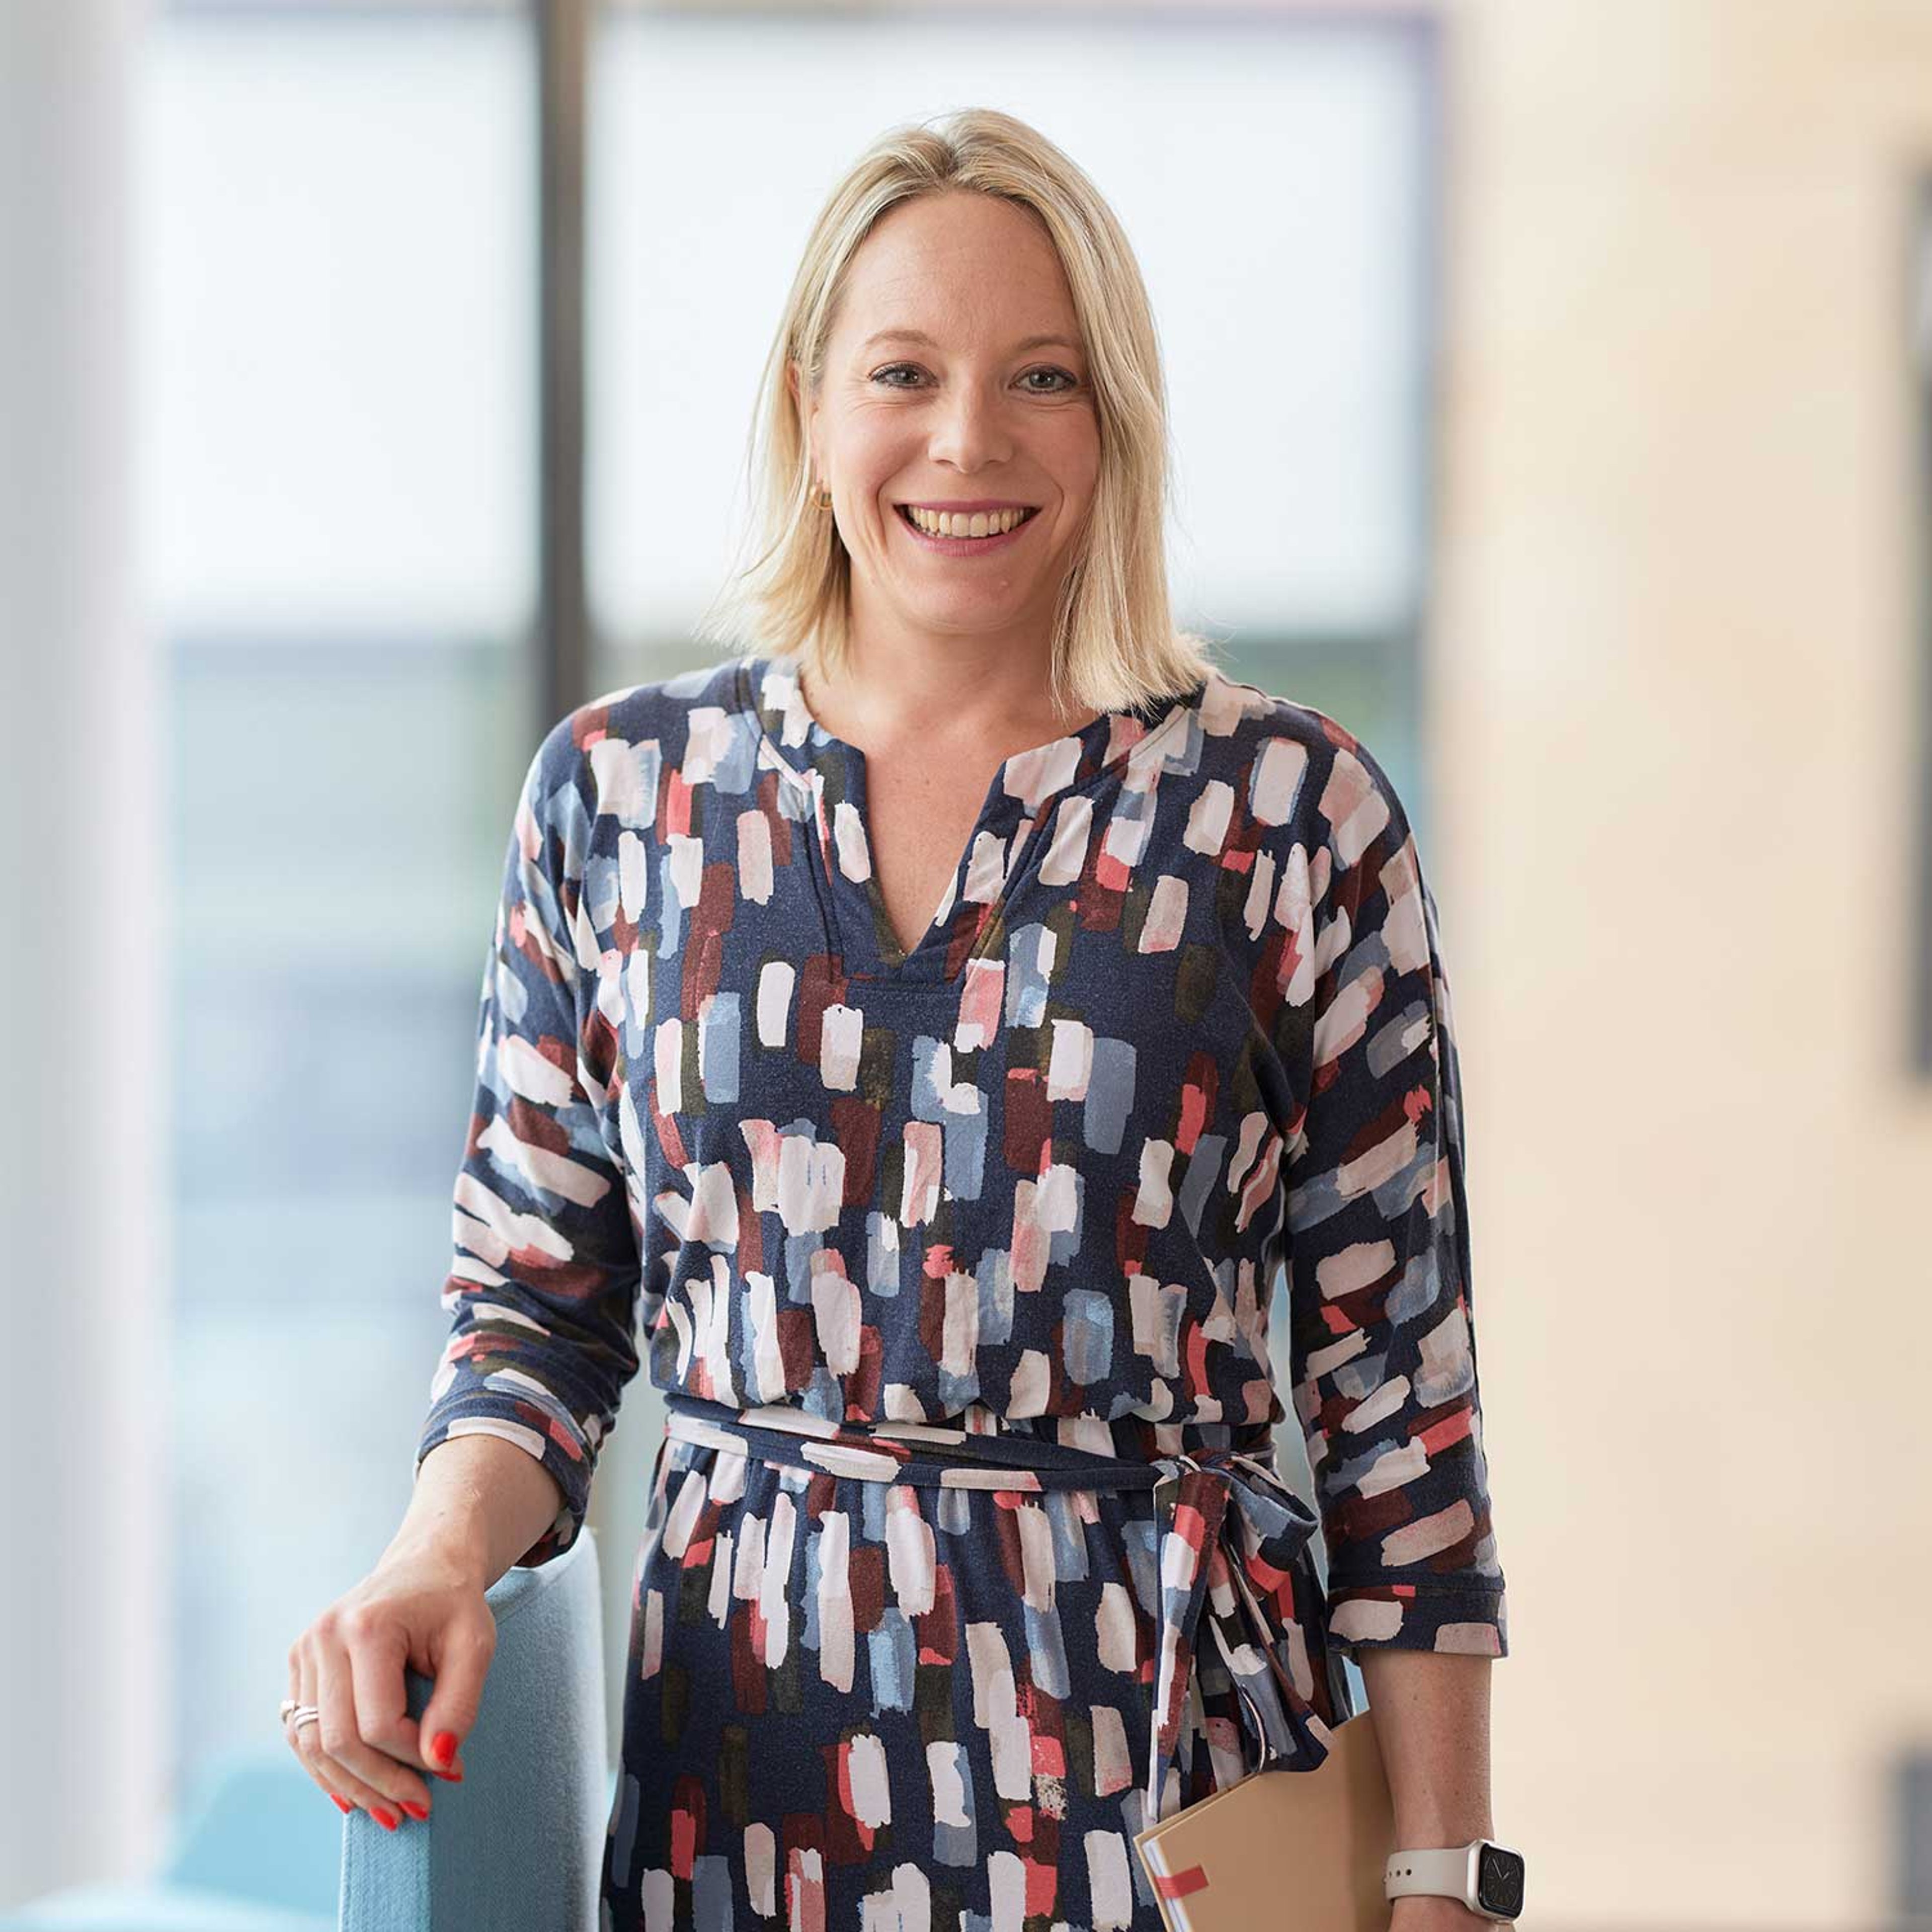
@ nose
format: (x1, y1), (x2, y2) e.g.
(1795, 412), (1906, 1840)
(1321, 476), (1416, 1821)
(926, 378), (1015, 475)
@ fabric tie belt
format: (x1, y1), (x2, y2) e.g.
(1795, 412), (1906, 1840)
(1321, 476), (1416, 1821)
(658, 1391), (1358, 1826)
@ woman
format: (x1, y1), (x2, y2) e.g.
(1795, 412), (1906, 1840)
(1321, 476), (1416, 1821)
(287, 108), (1510, 1930)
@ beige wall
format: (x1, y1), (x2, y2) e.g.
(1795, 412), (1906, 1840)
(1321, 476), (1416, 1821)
(1431, 1), (1932, 1923)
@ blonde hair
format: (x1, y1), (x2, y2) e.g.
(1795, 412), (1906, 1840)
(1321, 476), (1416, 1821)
(692, 106), (1220, 719)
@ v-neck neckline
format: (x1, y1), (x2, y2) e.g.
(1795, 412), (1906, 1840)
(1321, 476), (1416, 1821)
(736, 651), (1204, 986)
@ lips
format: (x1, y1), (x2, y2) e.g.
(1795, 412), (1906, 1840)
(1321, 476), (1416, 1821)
(893, 503), (1045, 553)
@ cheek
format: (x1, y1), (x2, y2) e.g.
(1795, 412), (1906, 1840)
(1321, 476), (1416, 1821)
(840, 414), (918, 480)
(1044, 420), (1101, 501)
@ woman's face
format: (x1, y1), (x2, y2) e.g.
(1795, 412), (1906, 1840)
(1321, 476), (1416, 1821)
(789, 190), (1101, 666)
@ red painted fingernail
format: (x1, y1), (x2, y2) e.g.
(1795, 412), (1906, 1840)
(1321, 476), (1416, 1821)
(401, 1800), (430, 1821)
(436, 1766), (464, 1783)
(430, 1731), (458, 1766)
(330, 1793), (353, 1814)
(371, 1807), (398, 1831)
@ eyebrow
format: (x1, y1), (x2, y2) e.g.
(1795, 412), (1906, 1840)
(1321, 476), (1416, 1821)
(858, 329), (1084, 356)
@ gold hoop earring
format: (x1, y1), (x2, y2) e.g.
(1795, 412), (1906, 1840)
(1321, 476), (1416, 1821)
(813, 485), (833, 510)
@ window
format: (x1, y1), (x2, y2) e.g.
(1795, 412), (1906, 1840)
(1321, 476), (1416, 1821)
(145, 0), (536, 1797)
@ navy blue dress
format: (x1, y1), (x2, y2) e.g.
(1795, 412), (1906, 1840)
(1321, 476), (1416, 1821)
(413, 651), (1508, 1930)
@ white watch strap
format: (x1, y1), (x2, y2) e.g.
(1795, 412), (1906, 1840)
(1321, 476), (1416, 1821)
(1385, 1841), (1482, 1910)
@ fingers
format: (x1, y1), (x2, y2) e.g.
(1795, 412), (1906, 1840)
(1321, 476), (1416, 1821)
(415, 1606), (493, 1778)
(284, 1629), (424, 1829)
(284, 1645), (348, 1812)
(314, 1613), (437, 1821)
(344, 1611), (463, 1788)
(282, 1572), (490, 1824)
(286, 1638), (387, 1824)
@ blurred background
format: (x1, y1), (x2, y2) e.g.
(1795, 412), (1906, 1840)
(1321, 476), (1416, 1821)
(4, 0), (1930, 1925)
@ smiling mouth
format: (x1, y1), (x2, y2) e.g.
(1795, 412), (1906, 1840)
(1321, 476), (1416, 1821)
(896, 504), (1041, 540)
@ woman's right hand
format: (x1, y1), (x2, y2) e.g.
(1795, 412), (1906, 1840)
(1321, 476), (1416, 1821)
(284, 1537), (496, 1829)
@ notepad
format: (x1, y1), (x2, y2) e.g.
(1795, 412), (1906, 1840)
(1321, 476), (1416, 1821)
(1132, 1710), (1396, 1931)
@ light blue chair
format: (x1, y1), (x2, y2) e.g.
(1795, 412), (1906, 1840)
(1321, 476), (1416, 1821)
(1, 1530), (617, 1932)
(338, 1526), (615, 1930)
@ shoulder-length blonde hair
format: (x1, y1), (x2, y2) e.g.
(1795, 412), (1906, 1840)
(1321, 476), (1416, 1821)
(693, 106), (1220, 719)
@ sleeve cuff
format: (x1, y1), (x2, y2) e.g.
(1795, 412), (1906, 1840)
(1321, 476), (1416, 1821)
(415, 1400), (593, 1570)
(1324, 1580), (1509, 1658)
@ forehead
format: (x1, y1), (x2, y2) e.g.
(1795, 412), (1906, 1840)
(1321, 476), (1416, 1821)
(831, 194), (1081, 344)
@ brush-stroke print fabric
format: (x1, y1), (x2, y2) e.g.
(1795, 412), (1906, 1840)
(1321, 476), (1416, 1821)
(607, 1389), (1356, 1932)
(413, 650), (1509, 1929)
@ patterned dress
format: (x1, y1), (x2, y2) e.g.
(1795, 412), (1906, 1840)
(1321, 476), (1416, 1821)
(414, 650), (1509, 1931)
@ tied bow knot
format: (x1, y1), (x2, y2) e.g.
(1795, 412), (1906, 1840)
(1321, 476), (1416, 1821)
(1143, 1445), (1354, 1826)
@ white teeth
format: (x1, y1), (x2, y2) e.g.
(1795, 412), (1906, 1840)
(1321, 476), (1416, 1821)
(905, 505), (1033, 539)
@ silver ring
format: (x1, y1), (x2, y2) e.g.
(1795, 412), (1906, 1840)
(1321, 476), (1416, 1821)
(285, 1703), (320, 1733)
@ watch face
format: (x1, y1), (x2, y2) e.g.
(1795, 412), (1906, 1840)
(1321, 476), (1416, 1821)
(1477, 1845), (1525, 1917)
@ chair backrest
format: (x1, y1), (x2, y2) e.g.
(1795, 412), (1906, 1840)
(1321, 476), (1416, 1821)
(338, 1528), (610, 1932)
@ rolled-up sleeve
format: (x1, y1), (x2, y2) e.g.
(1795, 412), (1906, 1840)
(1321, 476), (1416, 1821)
(414, 715), (645, 1570)
(1273, 731), (1508, 1659)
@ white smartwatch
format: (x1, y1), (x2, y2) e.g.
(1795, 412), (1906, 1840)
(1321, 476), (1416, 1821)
(1384, 1838), (1526, 1920)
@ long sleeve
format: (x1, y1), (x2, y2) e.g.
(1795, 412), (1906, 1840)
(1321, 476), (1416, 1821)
(414, 715), (646, 1570)
(1270, 729), (1508, 1659)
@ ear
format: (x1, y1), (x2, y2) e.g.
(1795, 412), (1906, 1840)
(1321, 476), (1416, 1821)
(786, 359), (817, 475)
